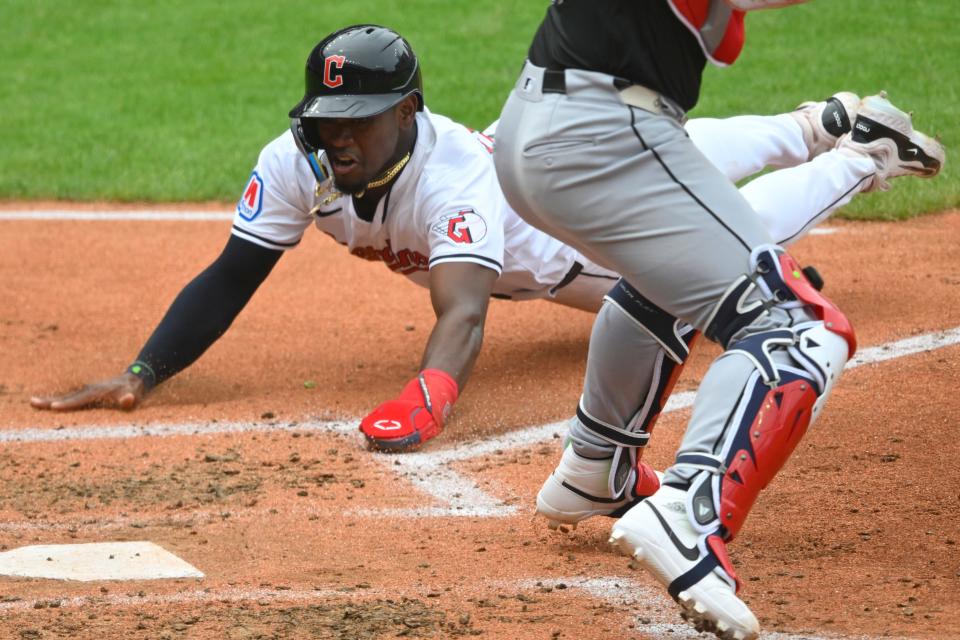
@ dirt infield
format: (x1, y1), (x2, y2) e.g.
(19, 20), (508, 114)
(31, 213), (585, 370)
(1, 205), (958, 639)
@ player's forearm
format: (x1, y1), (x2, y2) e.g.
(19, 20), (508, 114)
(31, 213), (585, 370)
(131, 236), (281, 390)
(419, 311), (486, 390)
(133, 273), (253, 388)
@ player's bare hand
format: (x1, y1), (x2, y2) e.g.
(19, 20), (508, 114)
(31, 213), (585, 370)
(30, 373), (146, 412)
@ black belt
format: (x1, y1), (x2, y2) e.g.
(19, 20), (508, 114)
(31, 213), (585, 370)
(542, 69), (568, 94)
(541, 69), (635, 94)
(539, 68), (685, 122)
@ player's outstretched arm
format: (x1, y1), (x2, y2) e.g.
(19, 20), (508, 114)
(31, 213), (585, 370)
(359, 262), (499, 451)
(30, 235), (282, 412)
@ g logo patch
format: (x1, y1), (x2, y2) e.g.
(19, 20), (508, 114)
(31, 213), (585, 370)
(432, 209), (488, 245)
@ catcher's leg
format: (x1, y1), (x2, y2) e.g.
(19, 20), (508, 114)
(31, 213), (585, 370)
(611, 245), (855, 639)
(536, 278), (699, 527)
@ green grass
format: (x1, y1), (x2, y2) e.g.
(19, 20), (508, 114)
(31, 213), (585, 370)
(1, 0), (956, 218)
(698, 0), (958, 219)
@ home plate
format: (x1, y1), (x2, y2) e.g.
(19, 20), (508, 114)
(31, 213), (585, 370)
(0, 542), (203, 581)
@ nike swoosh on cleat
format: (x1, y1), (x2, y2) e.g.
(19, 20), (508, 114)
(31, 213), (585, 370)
(646, 503), (700, 561)
(906, 148), (919, 156)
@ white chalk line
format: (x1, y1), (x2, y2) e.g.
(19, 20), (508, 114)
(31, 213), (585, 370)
(0, 576), (892, 639)
(0, 210), (233, 221)
(8, 326), (956, 449)
(1, 325), (957, 531)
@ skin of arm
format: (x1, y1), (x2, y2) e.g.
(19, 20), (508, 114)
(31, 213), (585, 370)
(418, 261), (500, 390)
(30, 236), (282, 411)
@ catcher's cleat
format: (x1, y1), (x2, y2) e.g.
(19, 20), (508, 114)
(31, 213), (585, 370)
(789, 91), (860, 160)
(610, 486), (759, 640)
(536, 442), (661, 528)
(836, 92), (945, 192)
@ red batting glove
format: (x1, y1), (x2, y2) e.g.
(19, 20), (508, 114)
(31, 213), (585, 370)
(360, 369), (459, 452)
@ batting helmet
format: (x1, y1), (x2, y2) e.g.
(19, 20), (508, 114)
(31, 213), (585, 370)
(289, 25), (423, 121)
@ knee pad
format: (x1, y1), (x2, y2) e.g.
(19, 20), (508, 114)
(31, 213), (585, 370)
(705, 244), (857, 357)
(676, 317), (850, 542)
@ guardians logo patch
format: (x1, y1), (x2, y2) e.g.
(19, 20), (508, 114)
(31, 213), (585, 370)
(432, 209), (488, 245)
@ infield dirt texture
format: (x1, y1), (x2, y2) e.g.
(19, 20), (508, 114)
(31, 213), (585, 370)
(0, 205), (958, 638)
(1, 1), (959, 638)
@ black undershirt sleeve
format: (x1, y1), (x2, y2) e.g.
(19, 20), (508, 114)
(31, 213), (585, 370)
(128, 235), (282, 391)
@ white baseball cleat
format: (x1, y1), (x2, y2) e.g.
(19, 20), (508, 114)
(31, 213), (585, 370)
(609, 486), (759, 640)
(789, 91), (861, 160)
(836, 92), (946, 192)
(536, 443), (660, 528)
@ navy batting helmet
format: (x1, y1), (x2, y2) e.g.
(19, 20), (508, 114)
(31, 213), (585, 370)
(289, 25), (423, 121)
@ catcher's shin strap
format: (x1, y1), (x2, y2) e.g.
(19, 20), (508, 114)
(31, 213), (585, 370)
(605, 278), (693, 364)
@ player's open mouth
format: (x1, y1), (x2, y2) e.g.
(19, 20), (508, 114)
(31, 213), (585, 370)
(330, 154), (359, 176)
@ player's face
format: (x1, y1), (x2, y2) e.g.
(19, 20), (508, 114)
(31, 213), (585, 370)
(314, 106), (406, 194)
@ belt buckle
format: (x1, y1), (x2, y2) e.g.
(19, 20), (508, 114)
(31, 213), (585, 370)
(619, 84), (662, 115)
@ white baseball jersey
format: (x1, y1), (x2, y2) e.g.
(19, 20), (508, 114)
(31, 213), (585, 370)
(232, 109), (583, 300)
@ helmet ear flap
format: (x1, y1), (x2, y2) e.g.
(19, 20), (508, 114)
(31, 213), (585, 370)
(289, 118), (333, 185)
(290, 117), (322, 153)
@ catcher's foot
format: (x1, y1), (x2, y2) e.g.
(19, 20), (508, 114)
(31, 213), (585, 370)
(836, 92), (945, 192)
(536, 443), (660, 528)
(610, 486), (758, 640)
(789, 91), (860, 160)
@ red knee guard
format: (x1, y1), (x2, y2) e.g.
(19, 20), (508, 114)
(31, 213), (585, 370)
(778, 253), (857, 357)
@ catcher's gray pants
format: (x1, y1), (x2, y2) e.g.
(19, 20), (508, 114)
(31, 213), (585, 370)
(493, 62), (818, 486)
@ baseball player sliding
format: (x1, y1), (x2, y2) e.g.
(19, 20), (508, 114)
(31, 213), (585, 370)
(492, 1), (944, 638)
(33, 26), (941, 468)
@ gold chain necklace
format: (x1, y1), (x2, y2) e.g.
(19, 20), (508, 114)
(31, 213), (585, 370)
(356, 151), (411, 198)
(311, 151), (412, 213)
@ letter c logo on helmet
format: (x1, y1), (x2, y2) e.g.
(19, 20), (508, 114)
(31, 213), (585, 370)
(288, 24), (424, 129)
(323, 55), (346, 89)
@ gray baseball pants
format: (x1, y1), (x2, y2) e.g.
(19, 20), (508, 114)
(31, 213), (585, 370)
(493, 62), (818, 486)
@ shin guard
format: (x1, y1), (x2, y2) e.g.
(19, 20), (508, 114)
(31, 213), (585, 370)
(682, 320), (850, 542)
